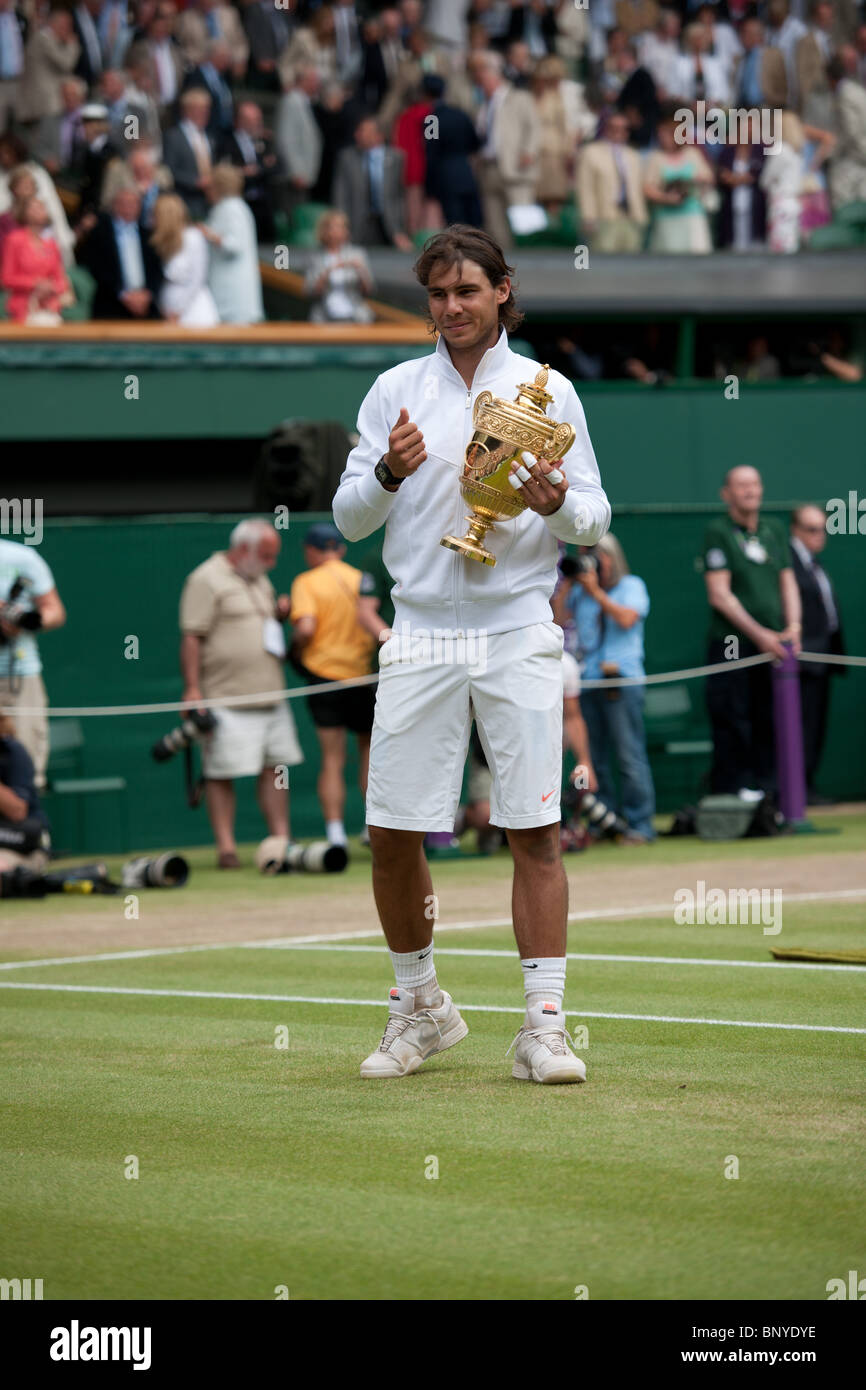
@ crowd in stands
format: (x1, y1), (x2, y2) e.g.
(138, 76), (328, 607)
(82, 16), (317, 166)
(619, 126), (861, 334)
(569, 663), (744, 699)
(1, 0), (865, 324)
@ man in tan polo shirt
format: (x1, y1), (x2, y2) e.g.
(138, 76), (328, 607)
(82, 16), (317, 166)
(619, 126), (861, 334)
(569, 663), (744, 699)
(179, 518), (303, 868)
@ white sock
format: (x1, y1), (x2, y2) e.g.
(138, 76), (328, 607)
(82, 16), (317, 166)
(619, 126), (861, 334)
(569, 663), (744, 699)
(390, 944), (439, 1003)
(325, 819), (346, 846)
(521, 957), (566, 1018)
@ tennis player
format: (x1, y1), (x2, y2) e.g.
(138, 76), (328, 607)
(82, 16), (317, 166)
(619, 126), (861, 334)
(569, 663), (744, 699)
(332, 225), (611, 1084)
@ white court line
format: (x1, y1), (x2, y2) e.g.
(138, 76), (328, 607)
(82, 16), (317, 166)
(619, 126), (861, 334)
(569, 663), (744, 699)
(2, 888), (865, 974)
(1, 980), (864, 1034)
(268, 944), (866, 973)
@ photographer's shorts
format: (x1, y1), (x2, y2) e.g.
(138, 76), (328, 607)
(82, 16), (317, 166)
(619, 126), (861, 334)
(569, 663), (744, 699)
(201, 703), (303, 780)
(366, 622), (564, 832)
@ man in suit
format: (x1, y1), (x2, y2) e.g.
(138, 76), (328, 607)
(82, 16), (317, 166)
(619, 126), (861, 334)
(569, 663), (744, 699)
(789, 505), (844, 803)
(795, 0), (834, 123)
(176, 0), (249, 81)
(183, 37), (235, 139)
(378, 26), (473, 136)
(0, 0), (27, 135)
(163, 88), (215, 219)
(332, 114), (412, 248)
(76, 102), (118, 217)
(275, 63), (322, 223)
(73, 0), (104, 89)
(827, 50), (866, 209)
(469, 48), (540, 250)
(29, 72), (86, 173)
(17, 8), (80, 131)
(127, 5), (185, 117)
(732, 17), (788, 109)
(241, 0), (295, 94)
(421, 72), (482, 226)
(220, 98), (277, 240)
(576, 109), (647, 252)
(77, 185), (163, 318)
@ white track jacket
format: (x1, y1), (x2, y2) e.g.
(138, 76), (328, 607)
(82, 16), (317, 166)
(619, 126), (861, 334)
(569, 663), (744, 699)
(332, 327), (611, 635)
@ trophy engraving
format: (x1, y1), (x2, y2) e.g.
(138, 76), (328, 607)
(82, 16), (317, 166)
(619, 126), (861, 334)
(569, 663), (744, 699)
(440, 365), (575, 566)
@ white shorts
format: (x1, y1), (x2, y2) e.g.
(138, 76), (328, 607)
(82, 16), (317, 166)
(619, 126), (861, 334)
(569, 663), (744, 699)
(366, 622), (564, 832)
(200, 703), (303, 780)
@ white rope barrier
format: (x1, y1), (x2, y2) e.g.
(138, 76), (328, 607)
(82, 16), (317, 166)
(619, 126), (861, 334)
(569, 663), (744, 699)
(0, 651), (861, 718)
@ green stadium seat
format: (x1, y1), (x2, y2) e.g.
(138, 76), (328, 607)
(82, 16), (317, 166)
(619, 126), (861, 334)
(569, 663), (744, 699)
(62, 264), (95, 321)
(807, 222), (865, 250)
(835, 200), (866, 229)
(288, 201), (334, 248)
(643, 682), (712, 805)
(43, 718), (129, 856)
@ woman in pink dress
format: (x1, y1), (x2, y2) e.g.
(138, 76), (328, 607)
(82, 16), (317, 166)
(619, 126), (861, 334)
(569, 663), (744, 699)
(1, 195), (72, 323)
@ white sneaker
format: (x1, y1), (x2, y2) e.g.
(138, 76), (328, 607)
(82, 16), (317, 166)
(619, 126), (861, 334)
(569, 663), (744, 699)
(508, 1001), (587, 1084)
(360, 986), (468, 1079)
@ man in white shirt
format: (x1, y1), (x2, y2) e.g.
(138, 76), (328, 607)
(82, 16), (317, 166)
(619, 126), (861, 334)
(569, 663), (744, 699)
(333, 225), (610, 1085)
(470, 48), (540, 249)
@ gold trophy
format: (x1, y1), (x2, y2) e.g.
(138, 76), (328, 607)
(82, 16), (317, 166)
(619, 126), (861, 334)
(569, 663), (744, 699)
(440, 365), (575, 566)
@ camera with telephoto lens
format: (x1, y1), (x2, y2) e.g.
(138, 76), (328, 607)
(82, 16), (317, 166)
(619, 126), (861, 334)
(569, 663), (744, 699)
(256, 835), (348, 875)
(0, 577), (42, 646)
(121, 854), (190, 888)
(151, 709), (217, 762)
(559, 549), (597, 580)
(562, 782), (629, 839)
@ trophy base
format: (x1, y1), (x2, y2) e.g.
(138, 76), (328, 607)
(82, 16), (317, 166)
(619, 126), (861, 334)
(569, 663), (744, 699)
(440, 534), (496, 566)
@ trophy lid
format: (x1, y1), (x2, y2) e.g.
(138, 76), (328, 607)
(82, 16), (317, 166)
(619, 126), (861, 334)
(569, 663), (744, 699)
(514, 365), (554, 413)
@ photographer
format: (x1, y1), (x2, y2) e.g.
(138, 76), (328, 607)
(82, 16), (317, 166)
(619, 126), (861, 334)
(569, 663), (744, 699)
(179, 519), (303, 869)
(560, 534), (656, 844)
(0, 715), (50, 873)
(0, 537), (67, 789)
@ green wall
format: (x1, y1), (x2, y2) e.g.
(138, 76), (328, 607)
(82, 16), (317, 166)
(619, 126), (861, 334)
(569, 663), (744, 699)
(30, 507), (865, 858)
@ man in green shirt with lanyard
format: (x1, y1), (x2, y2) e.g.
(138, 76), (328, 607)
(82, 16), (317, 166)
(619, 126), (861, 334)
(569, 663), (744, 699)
(702, 466), (801, 797)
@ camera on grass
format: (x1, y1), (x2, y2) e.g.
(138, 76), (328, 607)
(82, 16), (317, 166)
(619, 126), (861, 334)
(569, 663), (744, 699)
(256, 835), (348, 875)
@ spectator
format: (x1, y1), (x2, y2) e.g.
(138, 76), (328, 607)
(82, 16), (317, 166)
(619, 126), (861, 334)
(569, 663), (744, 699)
(470, 48), (540, 249)
(0, 0), (26, 137)
(280, 3), (339, 89)
(99, 0), (132, 71)
(179, 518), (302, 870)
(422, 71), (483, 227)
(241, 0), (295, 96)
(310, 77), (353, 204)
(451, 723), (502, 856)
(695, 3), (743, 91)
(72, 0), (105, 90)
(100, 141), (173, 228)
(331, 0), (364, 87)
(288, 520), (385, 850)
(795, 0), (834, 126)
(717, 137), (766, 251)
(76, 103), (117, 218)
(163, 88), (215, 220)
(531, 54), (595, 217)
(827, 50), (866, 210)
(220, 99), (278, 242)
(504, 39), (534, 89)
(0, 162), (34, 258)
(183, 38), (236, 140)
(576, 110), (647, 252)
(789, 504), (845, 804)
(616, 41), (661, 149)
(17, 7), (80, 138)
(378, 26), (474, 137)
(332, 114), (412, 249)
(732, 17), (788, 110)
(0, 537), (66, 788)
(0, 132), (75, 264)
(303, 206), (374, 323)
(765, 0), (807, 110)
(636, 8), (682, 100)
(0, 715), (50, 875)
(1, 193), (72, 321)
(760, 108), (808, 253)
(151, 190), (219, 325)
(669, 20), (731, 106)
(505, 1), (558, 56)
(176, 0), (249, 81)
(614, 0), (659, 44)
(31, 73), (87, 175)
(391, 75), (435, 235)
(201, 161), (264, 323)
(702, 465), (801, 799)
(77, 184), (164, 319)
(644, 111), (714, 253)
(274, 64), (323, 224)
(360, 6), (403, 112)
(119, 55), (164, 156)
(564, 534), (657, 843)
(127, 4), (185, 116)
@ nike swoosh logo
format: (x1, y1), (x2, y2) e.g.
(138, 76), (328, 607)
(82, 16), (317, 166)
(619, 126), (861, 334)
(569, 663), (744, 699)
(523, 963), (538, 969)
(541, 789), (556, 803)
(418, 949), (431, 960)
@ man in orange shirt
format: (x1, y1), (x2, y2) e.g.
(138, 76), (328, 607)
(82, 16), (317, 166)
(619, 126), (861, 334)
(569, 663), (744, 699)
(289, 522), (389, 849)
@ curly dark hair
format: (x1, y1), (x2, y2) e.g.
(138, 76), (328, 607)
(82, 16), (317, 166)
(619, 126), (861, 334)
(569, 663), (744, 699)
(413, 225), (524, 337)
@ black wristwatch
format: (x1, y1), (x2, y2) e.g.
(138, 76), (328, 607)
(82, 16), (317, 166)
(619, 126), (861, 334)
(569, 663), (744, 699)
(375, 455), (403, 490)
